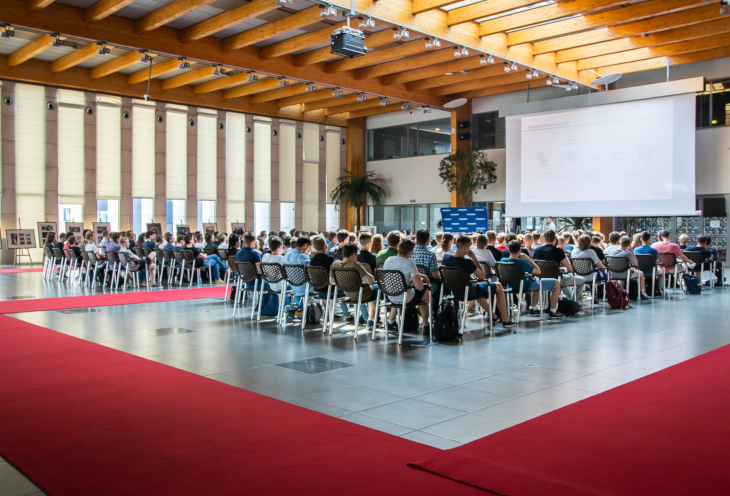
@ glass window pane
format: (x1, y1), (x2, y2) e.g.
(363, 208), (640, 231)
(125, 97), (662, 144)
(326, 204), (339, 231)
(711, 82), (730, 126)
(166, 199), (186, 234)
(254, 202), (270, 235)
(367, 125), (408, 160)
(409, 124), (418, 157)
(280, 202), (295, 233)
(372, 206), (399, 233)
(133, 198), (154, 236)
(429, 203), (449, 234)
(418, 119), (451, 156)
(197, 200), (216, 232)
(415, 206), (428, 232)
(400, 206), (414, 233)
(97, 199), (119, 232)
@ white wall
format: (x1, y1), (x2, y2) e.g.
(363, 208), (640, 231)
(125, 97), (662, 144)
(368, 154), (450, 205)
(696, 126), (730, 195)
(471, 148), (506, 202)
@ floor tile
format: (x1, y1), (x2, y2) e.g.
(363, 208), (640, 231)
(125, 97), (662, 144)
(305, 386), (405, 412)
(461, 375), (549, 397)
(339, 412), (414, 436)
(0, 462), (41, 496)
(400, 431), (463, 450)
(414, 386), (510, 412)
(475, 399), (557, 424)
(499, 367), (586, 386)
(359, 399), (466, 430)
(420, 413), (516, 444)
(560, 375), (627, 394)
(518, 386), (595, 408)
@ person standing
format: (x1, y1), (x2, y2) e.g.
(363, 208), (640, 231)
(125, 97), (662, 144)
(545, 217), (557, 232)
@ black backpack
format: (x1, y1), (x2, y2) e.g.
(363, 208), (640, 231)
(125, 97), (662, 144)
(306, 301), (323, 324)
(403, 307), (421, 332)
(682, 274), (702, 294)
(434, 302), (461, 343)
(557, 298), (580, 316)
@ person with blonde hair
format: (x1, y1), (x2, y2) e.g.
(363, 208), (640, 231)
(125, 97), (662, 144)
(371, 234), (384, 255)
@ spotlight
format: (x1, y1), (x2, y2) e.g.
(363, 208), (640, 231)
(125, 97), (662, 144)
(393, 27), (409, 40)
(487, 55), (494, 64)
(460, 70), (468, 74)
(213, 66), (230, 77)
(532, 69), (539, 78)
(246, 72), (258, 82)
(401, 104), (412, 110)
(277, 79), (289, 88)
(379, 99), (390, 106)
(52, 34), (64, 47)
(510, 62), (518, 71)
(356, 94), (367, 102)
(722, 6), (728, 14)
(479, 55), (489, 65)
(572, 83), (578, 89)
(97, 43), (111, 55)
(320, 5), (338, 17)
(139, 51), (153, 63)
(275, 0), (292, 4)
(503, 62), (510, 72)
(526, 71), (533, 79)
(454, 46), (468, 57)
(444, 72), (452, 76)
(332, 89), (343, 97)
(358, 16), (375, 29)
(425, 37), (439, 49)
(454, 48), (461, 58)
(306, 84), (317, 92)
(178, 58), (190, 69)
(552, 77), (560, 84)
(460, 47), (469, 56)
(1, 24), (15, 38)
(422, 107), (431, 114)
(546, 78), (552, 85)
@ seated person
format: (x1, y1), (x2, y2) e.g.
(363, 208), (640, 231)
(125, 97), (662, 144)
(534, 229), (585, 302)
(118, 235), (155, 286)
(311, 235), (351, 320)
(634, 231), (664, 293)
(330, 243), (378, 327)
(523, 233), (535, 258)
(438, 233), (454, 262)
(411, 229), (439, 282)
(328, 230), (349, 260)
(283, 236), (312, 308)
(685, 235), (718, 281)
(678, 234), (689, 250)
(357, 232), (377, 274)
(607, 236), (648, 299)
(204, 234), (218, 253)
(184, 234), (224, 284)
(142, 231), (157, 251)
(236, 233), (265, 291)
(651, 230), (694, 270)
(501, 240), (564, 319)
(376, 231), (401, 265)
(590, 236), (605, 261)
(562, 232), (575, 252)
(382, 239), (431, 334)
(471, 233), (497, 267)
(262, 237), (285, 294)
(572, 234), (607, 284)
(443, 235), (514, 328)
(485, 231), (502, 261)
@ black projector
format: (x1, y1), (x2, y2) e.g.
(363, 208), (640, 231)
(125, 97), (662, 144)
(331, 26), (367, 58)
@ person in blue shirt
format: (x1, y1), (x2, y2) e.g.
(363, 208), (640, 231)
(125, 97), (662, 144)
(235, 233), (264, 290)
(501, 240), (564, 319)
(283, 236), (312, 309)
(634, 231), (663, 294)
(142, 231), (157, 250)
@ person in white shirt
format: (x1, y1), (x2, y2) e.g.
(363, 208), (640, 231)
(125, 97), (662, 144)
(382, 238), (430, 333)
(471, 234), (497, 266)
(432, 233), (453, 262)
(194, 233), (205, 250)
(262, 237), (285, 293)
(545, 217), (556, 232)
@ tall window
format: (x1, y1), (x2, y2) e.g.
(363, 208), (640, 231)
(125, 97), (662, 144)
(226, 112), (246, 230)
(326, 204), (339, 232)
(57, 90), (86, 232)
(166, 108), (188, 217)
(302, 122), (320, 231)
(325, 129), (341, 231)
(254, 202), (270, 234)
(132, 103), (155, 201)
(96, 99), (121, 226)
(473, 111), (506, 149)
(253, 118), (271, 232)
(97, 199), (119, 232)
(197, 112), (217, 233)
(279, 123), (296, 206)
(367, 118), (451, 161)
(166, 199), (186, 234)
(696, 78), (730, 128)
(133, 198), (154, 236)
(197, 200), (216, 232)
(280, 202), (295, 233)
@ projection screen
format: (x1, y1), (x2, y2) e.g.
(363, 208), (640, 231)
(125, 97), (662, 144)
(505, 93), (696, 217)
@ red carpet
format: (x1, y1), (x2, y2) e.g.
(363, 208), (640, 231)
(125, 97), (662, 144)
(0, 268), (43, 273)
(410, 344), (730, 495)
(0, 315), (480, 496)
(0, 287), (229, 314)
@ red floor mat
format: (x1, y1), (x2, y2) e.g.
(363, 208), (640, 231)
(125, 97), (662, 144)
(0, 268), (43, 273)
(410, 344), (730, 495)
(0, 315), (480, 496)
(0, 286), (229, 314)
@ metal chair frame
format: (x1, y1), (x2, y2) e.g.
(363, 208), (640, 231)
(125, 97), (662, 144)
(372, 269), (429, 345)
(438, 265), (490, 334)
(495, 262), (526, 324)
(571, 257), (605, 308)
(304, 265), (332, 334)
(329, 267), (370, 340)
(259, 262), (288, 324)
(635, 254), (662, 299)
(284, 264), (310, 329)
(232, 261), (259, 319)
(605, 256), (641, 305)
(658, 252), (684, 299)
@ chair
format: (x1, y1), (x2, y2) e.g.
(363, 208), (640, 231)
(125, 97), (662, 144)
(571, 257), (604, 308)
(605, 256), (640, 304)
(42, 246), (54, 280)
(232, 261), (259, 319)
(134, 246), (146, 259)
(536, 259), (573, 302)
(635, 254), (661, 298)
(330, 268), (370, 340)
(223, 255), (236, 299)
(63, 248), (82, 285)
(204, 247), (215, 256)
(439, 266), (489, 334)
(304, 265), (332, 334)
(259, 263), (288, 324)
(118, 252), (149, 291)
(87, 251), (106, 289)
(658, 252), (683, 299)
(154, 248), (167, 286)
(683, 251), (714, 289)
(283, 264), (309, 329)
(372, 269), (429, 345)
(182, 250), (210, 287)
(80, 251), (93, 287)
(104, 251), (122, 290)
(52, 247), (66, 281)
(172, 250), (186, 286)
(495, 262), (526, 324)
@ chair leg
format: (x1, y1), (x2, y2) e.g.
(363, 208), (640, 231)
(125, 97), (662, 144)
(591, 274), (596, 309)
(328, 295), (337, 336)
(322, 285), (332, 334)
(232, 278), (242, 318)
(487, 285), (493, 333)
(257, 281), (265, 322)
(428, 288), (433, 339)
(397, 299), (406, 345)
(460, 287), (469, 334)
(353, 289), (363, 341)
(250, 279), (259, 320)
(515, 281), (524, 324)
(371, 290), (380, 340)
(301, 283), (310, 330)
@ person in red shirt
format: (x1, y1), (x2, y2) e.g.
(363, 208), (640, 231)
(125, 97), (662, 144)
(651, 230), (695, 268)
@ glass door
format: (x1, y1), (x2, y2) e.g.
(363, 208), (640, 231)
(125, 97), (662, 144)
(400, 206), (414, 233)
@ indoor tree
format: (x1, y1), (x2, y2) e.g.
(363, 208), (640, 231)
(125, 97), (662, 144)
(438, 149), (498, 206)
(330, 170), (387, 232)
(558, 217), (593, 232)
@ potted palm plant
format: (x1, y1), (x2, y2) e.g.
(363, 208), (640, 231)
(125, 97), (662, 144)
(330, 170), (387, 232)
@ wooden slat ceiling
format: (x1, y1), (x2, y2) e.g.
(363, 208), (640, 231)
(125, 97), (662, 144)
(0, 0), (726, 122)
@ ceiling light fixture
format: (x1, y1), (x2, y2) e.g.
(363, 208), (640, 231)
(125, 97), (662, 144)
(503, 62), (510, 72)
(139, 51), (153, 63)
(425, 37), (440, 49)
(552, 77), (560, 84)
(454, 47), (462, 58)
(306, 84), (317, 92)
(510, 62), (518, 71)
(526, 71), (533, 79)
(97, 43), (111, 55)
(721, 0), (729, 15)
(276, 0), (293, 4)
(320, 5), (338, 17)
(213, 66), (230, 77)
(332, 89), (343, 97)
(380, 99), (390, 106)
(246, 72), (258, 82)
(356, 94), (367, 101)
(1, 24), (14, 38)
(358, 16), (375, 29)
(51, 34), (64, 47)
(277, 78), (289, 88)
(546, 78), (552, 85)
(460, 70), (468, 74)
(178, 58), (190, 69)
(423, 107), (431, 114)
(532, 69), (539, 78)
(401, 104), (412, 110)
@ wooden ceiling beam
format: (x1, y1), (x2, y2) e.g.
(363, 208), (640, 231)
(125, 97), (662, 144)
(347, 104), (406, 119)
(325, 98), (385, 115)
(84, 0), (135, 23)
(222, 5), (326, 51)
(276, 88), (341, 107)
(381, 56), (485, 85)
(28, 0), (54, 10)
(180, 0), (281, 43)
(127, 57), (182, 85)
(135, 0), (217, 34)
(355, 48), (468, 79)
(50, 42), (100, 73)
(325, 38), (431, 73)
(412, 0), (464, 15)
(448, 0), (547, 27)
(294, 27), (404, 67)
(194, 72), (249, 94)
(509, 0), (711, 45)
(251, 83), (309, 103)
(407, 64), (513, 90)
(91, 51), (153, 79)
(303, 94), (359, 112)
(588, 44), (730, 77)
(449, 77), (549, 100)
(223, 77), (287, 99)
(0, 54), (346, 126)
(162, 65), (216, 89)
(8, 34), (54, 67)
(559, 16), (730, 63)
(578, 32), (730, 71)
(260, 21), (346, 59)
(479, 0), (626, 37)
(431, 70), (537, 95)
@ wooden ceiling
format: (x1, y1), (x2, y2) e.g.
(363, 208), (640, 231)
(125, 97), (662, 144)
(0, 0), (728, 124)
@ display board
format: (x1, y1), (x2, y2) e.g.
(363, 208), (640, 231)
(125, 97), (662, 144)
(440, 207), (488, 233)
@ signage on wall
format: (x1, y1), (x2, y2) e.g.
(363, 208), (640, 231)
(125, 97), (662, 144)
(440, 206), (489, 233)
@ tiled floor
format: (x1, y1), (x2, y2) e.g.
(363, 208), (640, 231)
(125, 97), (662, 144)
(3, 270), (730, 495)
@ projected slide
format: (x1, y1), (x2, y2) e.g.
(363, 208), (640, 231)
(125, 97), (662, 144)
(520, 98), (674, 203)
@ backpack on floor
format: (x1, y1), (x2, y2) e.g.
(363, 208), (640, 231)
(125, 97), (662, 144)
(434, 302), (460, 343)
(403, 307), (421, 333)
(260, 293), (280, 316)
(682, 274), (702, 294)
(306, 301), (323, 324)
(606, 281), (630, 310)
(557, 298), (581, 316)
(628, 279), (639, 300)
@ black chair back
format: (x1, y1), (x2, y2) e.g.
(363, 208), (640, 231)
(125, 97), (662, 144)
(479, 261), (493, 279)
(235, 261), (258, 284)
(218, 248), (229, 260)
(88, 251), (99, 264)
(172, 250), (184, 263)
(682, 251), (705, 268)
(416, 264), (429, 277)
(304, 266), (329, 291)
(80, 251), (92, 264)
(118, 252), (130, 266)
(155, 248), (165, 261)
(438, 266), (470, 292)
(43, 246), (54, 259)
(106, 251), (119, 265)
(204, 247), (215, 255)
(635, 254), (656, 273)
(332, 268), (364, 294)
(571, 257), (597, 277)
(605, 256), (631, 275)
(143, 248), (152, 257)
(134, 247), (145, 258)
(260, 263), (285, 284)
(658, 253), (677, 271)
(495, 262), (524, 285)
(52, 247), (65, 260)
(182, 250), (197, 263)
(283, 264), (308, 287)
(535, 260), (561, 279)
(374, 269), (408, 298)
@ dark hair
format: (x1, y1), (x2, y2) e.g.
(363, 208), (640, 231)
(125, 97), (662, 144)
(296, 236), (311, 249)
(506, 232), (517, 243)
(592, 236), (601, 244)
(336, 230), (348, 243)
(228, 234), (239, 247)
(508, 239), (522, 254)
(111, 232), (121, 242)
(476, 234), (488, 248)
(456, 234), (471, 249)
(387, 231), (401, 248)
(415, 228), (430, 246)
(609, 231), (621, 244)
(243, 233), (256, 246)
(268, 236), (282, 252)
(398, 238), (415, 256)
(46, 233), (56, 244)
(441, 233), (454, 250)
(184, 234), (192, 245)
(697, 235), (710, 245)
(342, 242), (358, 258)
(659, 229), (671, 239)
(205, 233), (213, 243)
(578, 234), (592, 251)
(544, 229), (556, 243)
(640, 231), (652, 243)
(359, 232), (372, 245)
(283, 236), (291, 248)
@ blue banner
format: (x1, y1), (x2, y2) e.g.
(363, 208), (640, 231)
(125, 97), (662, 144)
(440, 206), (489, 233)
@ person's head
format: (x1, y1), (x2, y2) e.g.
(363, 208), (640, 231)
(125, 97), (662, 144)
(68, 235), (77, 246)
(430, 239), (437, 247)
(441, 233), (454, 251)
(640, 231), (652, 245)
(176, 234), (185, 245)
(229, 234), (239, 249)
(496, 233), (506, 245)
(101, 230), (109, 239)
(398, 238), (415, 258)
(592, 236), (601, 246)
(544, 229), (557, 245)
(268, 236), (283, 255)
(476, 234), (488, 249)
(119, 236), (128, 247)
(505, 232), (518, 244)
(523, 233), (533, 247)
(65, 231), (74, 242)
(348, 232), (356, 243)
(282, 236), (291, 248)
(546, 216), (553, 224)
(415, 229), (430, 247)
(454, 234), (471, 254)
(155, 235), (162, 244)
(557, 236), (565, 248)
(59, 233), (67, 242)
(336, 229), (349, 244)
(507, 239), (522, 255)
(371, 234), (384, 253)
(326, 231), (335, 242)
(696, 235), (710, 248)
(243, 233), (257, 249)
(46, 233), (56, 244)
(678, 234), (689, 246)
(85, 231), (94, 242)
(111, 232), (121, 243)
(486, 231), (496, 245)
(658, 229), (671, 242)
(204, 233), (213, 244)
(164, 233), (173, 244)
(312, 235), (327, 253)
(563, 232), (573, 245)
(359, 232), (372, 250)
(609, 231), (621, 245)
(631, 233), (641, 248)
(620, 236), (631, 249)
(296, 236), (311, 252)
(342, 242), (358, 261)
(435, 232), (443, 243)
(387, 231), (401, 250)
(183, 234), (192, 246)
(578, 234), (592, 251)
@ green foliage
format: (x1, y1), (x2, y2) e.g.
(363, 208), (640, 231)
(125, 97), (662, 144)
(558, 217), (592, 232)
(438, 149), (498, 206)
(329, 170), (387, 230)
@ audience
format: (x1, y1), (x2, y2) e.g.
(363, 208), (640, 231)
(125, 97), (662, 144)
(472, 234), (497, 266)
(533, 230), (585, 302)
(376, 232), (400, 265)
(357, 233), (377, 274)
(383, 238), (431, 334)
(634, 231), (664, 293)
(411, 229), (439, 282)
(330, 243), (377, 326)
(607, 235), (648, 299)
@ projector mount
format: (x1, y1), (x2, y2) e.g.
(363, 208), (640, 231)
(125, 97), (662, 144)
(331, 0), (367, 57)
